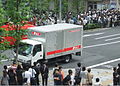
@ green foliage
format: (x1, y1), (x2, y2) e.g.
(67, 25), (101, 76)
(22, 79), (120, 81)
(70, 0), (85, 14)
(0, 0), (6, 25)
(30, 0), (49, 15)
(84, 23), (101, 30)
(2, 0), (32, 62)
(29, 0), (69, 17)
(79, 0), (86, 13)
(5, 0), (31, 23)
(4, 0), (31, 44)
(62, 0), (68, 15)
(0, 28), (10, 50)
(0, 29), (10, 63)
(0, 54), (8, 64)
(0, 0), (9, 50)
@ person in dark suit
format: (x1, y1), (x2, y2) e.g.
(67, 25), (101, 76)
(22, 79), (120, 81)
(40, 63), (49, 86)
(117, 63), (120, 85)
(33, 62), (40, 85)
(113, 67), (118, 85)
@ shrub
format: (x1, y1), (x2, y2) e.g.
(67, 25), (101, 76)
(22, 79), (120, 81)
(84, 23), (101, 30)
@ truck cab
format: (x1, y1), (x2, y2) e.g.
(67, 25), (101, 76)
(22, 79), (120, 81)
(17, 39), (43, 65)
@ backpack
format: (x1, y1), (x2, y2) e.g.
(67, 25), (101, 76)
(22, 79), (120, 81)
(75, 67), (81, 78)
(74, 67), (81, 85)
(63, 75), (71, 85)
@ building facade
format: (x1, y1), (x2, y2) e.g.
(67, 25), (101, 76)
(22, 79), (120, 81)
(49, 0), (120, 13)
(86, 0), (120, 10)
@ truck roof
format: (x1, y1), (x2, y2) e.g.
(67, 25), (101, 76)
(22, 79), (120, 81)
(29, 23), (82, 32)
(21, 39), (41, 45)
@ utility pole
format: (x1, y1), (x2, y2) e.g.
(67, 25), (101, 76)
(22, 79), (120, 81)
(116, 0), (120, 10)
(59, 0), (62, 23)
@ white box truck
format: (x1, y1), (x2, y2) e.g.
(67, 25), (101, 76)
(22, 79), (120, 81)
(16, 23), (83, 65)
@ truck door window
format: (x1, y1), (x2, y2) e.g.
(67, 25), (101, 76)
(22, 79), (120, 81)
(33, 44), (41, 56)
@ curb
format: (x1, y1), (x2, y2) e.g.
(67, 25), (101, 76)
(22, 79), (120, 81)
(84, 27), (112, 33)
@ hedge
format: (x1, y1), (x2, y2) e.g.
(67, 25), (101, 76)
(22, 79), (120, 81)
(84, 23), (101, 30)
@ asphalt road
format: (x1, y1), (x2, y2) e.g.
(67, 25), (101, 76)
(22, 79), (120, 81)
(1, 27), (120, 85)
(83, 27), (120, 69)
(1, 26), (120, 70)
(57, 26), (120, 69)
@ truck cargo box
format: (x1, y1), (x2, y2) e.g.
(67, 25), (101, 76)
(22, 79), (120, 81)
(28, 23), (83, 59)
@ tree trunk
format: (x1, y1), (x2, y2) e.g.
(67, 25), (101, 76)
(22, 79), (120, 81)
(15, 41), (19, 63)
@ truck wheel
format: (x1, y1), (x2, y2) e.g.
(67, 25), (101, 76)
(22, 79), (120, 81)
(64, 55), (71, 63)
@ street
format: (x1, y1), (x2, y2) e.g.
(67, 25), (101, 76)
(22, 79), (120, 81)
(1, 27), (120, 69)
(83, 26), (120, 68)
(1, 26), (120, 85)
(56, 26), (120, 69)
(0, 0), (120, 85)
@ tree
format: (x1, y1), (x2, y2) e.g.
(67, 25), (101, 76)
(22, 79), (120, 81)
(4, 0), (32, 63)
(0, 28), (9, 63)
(69, 0), (85, 14)
(0, 0), (10, 63)
(30, 0), (49, 16)
(0, 0), (6, 25)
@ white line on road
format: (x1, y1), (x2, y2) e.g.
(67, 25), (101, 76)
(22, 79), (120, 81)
(105, 37), (120, 41)
(95, 34), (120, 40)
(83, 41), (120, 48)
(83, 32), (104, 37)
(87, 58), (120, 68)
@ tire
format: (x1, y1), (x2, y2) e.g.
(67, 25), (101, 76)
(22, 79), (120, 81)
(64, 55), (72, 63)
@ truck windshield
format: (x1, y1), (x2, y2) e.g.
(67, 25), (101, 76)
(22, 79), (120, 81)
(18, 43), (33, 56)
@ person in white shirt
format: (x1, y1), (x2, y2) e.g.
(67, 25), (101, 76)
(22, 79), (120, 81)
(28, 67), (36, 78)
(28, 66), (37, 85)
(83, 18), (88, 26)
(22, 67), (32, 86)
(80, 66), (87, 86)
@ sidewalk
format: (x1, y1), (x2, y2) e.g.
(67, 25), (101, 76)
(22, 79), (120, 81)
(39, 68), (113, 86)
(0, 67), (113, 86)
(0, 61), (113, 86)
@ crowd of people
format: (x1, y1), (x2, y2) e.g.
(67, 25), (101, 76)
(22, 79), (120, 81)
(2, 61), (120, 86)
(0, 61), (106, 86)
(28, 9), (120, 29)
(65, 9), (120, 28)
(0, 62), (48, 86)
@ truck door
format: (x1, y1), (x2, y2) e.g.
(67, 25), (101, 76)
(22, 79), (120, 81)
(32, 44), (43, 64)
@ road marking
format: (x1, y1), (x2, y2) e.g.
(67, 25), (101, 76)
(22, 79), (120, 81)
(95, 34), (120, 40)
(83, 32), (104, 37)
(105, 37), (120, 41)
(87, 58), (120, 68)
(101, 65), (113, 68)
(1, 59), (9, 62)
(83, 41), (120, 48)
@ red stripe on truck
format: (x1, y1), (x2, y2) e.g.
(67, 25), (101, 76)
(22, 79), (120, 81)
(69, 29), (80, 32)
(47, 45), (81, 55)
